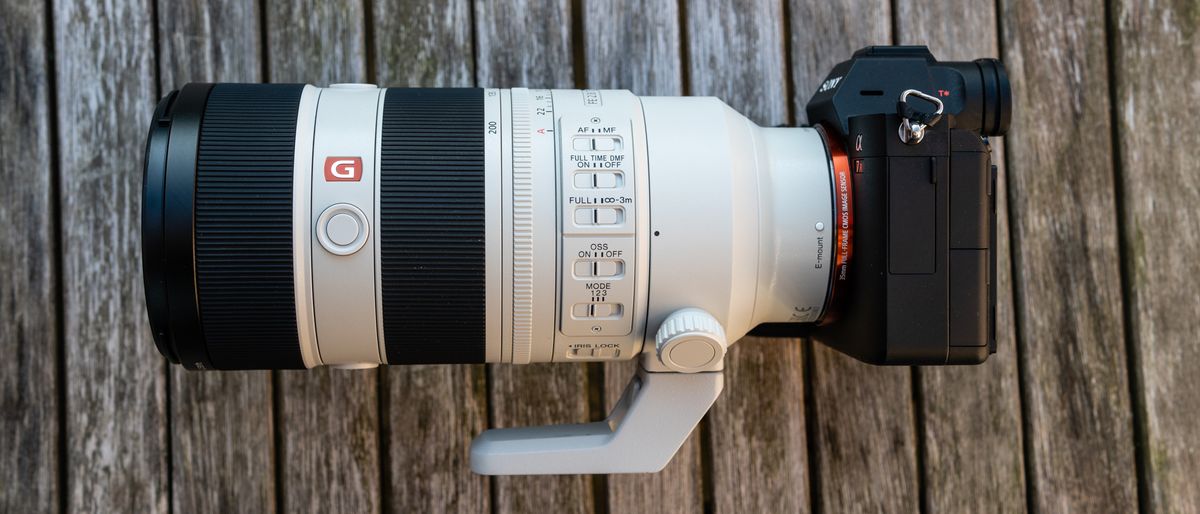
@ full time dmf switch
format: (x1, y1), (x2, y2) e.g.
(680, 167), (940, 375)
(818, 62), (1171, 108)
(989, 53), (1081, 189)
(574, 171), (622, 189)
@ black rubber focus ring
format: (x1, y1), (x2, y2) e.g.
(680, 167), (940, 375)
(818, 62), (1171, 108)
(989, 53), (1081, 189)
(192, 84), (306, 369)
(380, 88), (486, 364)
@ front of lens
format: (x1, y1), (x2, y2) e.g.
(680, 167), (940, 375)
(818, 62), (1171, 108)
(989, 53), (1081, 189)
(144, 83), (308, 369)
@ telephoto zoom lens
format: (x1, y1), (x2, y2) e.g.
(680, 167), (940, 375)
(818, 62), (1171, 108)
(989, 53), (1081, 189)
(143, 49), (1009, 370)
(143, 83), (842, 370)
(141, 46), (1011, 475)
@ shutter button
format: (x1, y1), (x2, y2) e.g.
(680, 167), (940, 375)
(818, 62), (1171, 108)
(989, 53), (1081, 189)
(317, 203), (369, 255)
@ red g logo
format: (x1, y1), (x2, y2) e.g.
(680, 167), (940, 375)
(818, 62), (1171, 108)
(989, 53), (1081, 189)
(324, 157), (363, 182)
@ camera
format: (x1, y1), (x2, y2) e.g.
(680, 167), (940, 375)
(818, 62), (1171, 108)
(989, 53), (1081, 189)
(142, 45), (1010, 474)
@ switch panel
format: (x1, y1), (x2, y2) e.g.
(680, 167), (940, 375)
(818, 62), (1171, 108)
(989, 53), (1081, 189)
(560, 112), (637, 337)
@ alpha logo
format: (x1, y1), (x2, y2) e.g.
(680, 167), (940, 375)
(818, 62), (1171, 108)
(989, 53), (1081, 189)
(324, 157), (363, 182)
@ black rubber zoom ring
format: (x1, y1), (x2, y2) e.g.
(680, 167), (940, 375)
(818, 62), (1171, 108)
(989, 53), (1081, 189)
(380, 88), (486, 364)
(194, 84), (305, 369)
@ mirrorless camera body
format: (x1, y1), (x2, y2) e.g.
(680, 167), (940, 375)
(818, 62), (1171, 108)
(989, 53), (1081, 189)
(142, 46), (1010, 474)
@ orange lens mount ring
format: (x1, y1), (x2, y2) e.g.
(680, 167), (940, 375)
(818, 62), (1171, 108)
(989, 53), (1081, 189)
(818, 125), (854, 325)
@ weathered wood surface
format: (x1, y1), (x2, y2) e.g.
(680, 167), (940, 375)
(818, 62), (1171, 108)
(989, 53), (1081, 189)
(155, 1), (278, 512)
(53, 0), (169, 512)
(474, 0), (574, 88)
(788, 1), (924, 512)
(894, 0), (1028, 512)
(372, 0), (474, 88)
(687, 0), (788, 126)
(999, 0), (1138, 511)
(371, 2), (490, 513)
(0, 1), (58, 512)
(583, 0), (684, 97)
(683, 1), (810, 512)
(585, 2), (704, 513)
(380, 365), (488, 513)
(4, 0), (1195, 513)
(474, 1), (595, 513)
(710, 340), (809, 513)
(265, 1), (381, 513)
(1111, 1), (1200, 512)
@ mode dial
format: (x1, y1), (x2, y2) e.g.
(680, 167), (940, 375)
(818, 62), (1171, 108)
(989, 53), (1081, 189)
(655, 308), (727, 373)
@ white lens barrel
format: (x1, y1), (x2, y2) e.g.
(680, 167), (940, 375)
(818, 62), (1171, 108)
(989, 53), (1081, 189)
(295, 86), (834, 367)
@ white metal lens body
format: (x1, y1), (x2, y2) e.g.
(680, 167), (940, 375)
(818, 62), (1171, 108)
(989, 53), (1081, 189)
(293, 85), (834, 368)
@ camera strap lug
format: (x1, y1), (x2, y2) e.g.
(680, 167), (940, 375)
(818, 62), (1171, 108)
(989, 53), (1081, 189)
(897, 89), (944, 145)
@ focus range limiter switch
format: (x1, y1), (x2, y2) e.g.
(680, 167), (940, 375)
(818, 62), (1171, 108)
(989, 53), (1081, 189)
(574, 207), (623, 226)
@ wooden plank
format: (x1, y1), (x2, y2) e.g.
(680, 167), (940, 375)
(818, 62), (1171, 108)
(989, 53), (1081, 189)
(806, 349), (918, 514)
(709, 340), (808, 513)
(0, 0), (59, 511)
(786, 1), (923, 513)
(581, 2), (702, 513)
(379, 366), (488, 513)
(892, 1), (1027, 512)
(277, 369), (379, 513)
(998, 0), (1138, 511)
(157, 0), (262, 88)
(170, 373), (275, 513)
(265, 0), (367, 85)
(474, 1), (594, 512)
(582, 0), (683, 96)
(372, 0), (474, 88)
(1110, 2), (1200, 512)
(155, 1), (277, 512)
(370, 3), (489, 512)
(682, 1), (807, 512)
(474, 0), (574, 88)
(686, 0), (788, 125)
(52, 0), (169, 512)
(264, 1), (380, 512)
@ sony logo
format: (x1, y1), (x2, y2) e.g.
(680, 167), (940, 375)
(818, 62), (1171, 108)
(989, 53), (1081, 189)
(818, 76), (843, 93)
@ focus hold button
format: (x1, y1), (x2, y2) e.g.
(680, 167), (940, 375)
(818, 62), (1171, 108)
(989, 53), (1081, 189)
(327, 213), (359, 246)
(317, 203), (369, 255)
